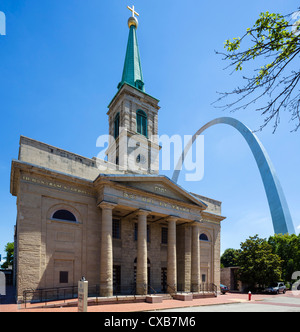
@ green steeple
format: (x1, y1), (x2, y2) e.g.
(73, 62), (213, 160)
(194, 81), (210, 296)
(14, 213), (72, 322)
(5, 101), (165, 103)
(118, 15), (145, 92)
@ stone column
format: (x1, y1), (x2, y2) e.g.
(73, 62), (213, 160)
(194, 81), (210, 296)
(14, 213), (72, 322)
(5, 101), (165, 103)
(99, 202), (115, 297)
(167, 217), (177, 294)
(136, 210), (149, 295)
(191, 223), (200, 292)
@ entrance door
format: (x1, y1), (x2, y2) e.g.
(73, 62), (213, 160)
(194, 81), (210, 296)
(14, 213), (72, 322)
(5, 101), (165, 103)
(113, 265), (121, 295)
(161, 268), (167, 293)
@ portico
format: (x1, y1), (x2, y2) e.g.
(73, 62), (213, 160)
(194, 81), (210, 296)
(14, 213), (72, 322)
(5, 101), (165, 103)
(94, 174), (224, 296)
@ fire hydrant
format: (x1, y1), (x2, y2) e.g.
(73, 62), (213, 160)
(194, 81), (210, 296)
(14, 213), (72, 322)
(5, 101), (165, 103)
(248, 291), (252, 301)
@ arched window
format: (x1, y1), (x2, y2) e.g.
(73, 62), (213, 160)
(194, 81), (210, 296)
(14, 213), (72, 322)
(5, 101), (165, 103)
(52, 210), (77, 222)
(136, 110), (147, 137)
(114, 113), (120, 139)
(199, 233), (209, 241)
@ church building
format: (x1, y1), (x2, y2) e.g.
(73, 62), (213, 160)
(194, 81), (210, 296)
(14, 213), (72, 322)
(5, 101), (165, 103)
(10, 7), (225, 302)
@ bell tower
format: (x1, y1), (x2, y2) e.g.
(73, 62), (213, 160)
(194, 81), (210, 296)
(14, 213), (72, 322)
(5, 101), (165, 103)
(106, 6), (160, 174)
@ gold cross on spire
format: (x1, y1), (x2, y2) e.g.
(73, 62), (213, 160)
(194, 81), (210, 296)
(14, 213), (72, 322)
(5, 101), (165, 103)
(127, 5), (139, 18)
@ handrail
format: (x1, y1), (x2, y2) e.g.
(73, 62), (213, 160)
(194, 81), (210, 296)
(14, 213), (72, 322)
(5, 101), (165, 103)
(147, 283), (157, 295)
(166, 283), (176, 296)
(23, 282), (218, 308)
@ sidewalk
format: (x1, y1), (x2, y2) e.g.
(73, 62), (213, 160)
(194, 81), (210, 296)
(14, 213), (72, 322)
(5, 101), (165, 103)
(1, 286), (290, 312)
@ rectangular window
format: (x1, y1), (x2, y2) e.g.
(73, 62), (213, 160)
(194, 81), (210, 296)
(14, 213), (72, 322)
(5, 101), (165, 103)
(136, 111), (148, 137)
(202, 274), (206, 283)
(141, 116), (147, 137)
(114, 114), (120, 139)
(113, 219), (121, 239)
(161, 227), (168, 244)
(59, 271), (69, 284)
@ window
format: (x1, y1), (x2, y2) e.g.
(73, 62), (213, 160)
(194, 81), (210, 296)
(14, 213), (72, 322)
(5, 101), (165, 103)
(113, 219), (121, 239)
(52, 210), (77, 222)
(161, 227), (168, 244)
(134, 223), (150, 242)
(114, 113), (120, 139)
(59, 271), (69, 284)
(136, 110), (147, 137)
(199, 233), (209, 241)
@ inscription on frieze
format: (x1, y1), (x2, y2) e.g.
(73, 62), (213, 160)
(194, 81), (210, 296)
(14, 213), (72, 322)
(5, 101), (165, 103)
(154, 186), (167, 194)
(21, 175), (94, 196)
(123, 191), (190, 213)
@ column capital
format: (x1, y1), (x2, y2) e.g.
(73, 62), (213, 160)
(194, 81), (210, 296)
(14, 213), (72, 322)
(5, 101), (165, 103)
(98, 201), (117, 210)
(166, 216), (179, 223)
(191, 219), (203, 227)
(137, 209), (151, 216)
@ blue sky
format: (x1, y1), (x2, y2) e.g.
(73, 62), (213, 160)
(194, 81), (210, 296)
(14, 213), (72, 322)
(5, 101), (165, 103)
(0, 0), (299, 261)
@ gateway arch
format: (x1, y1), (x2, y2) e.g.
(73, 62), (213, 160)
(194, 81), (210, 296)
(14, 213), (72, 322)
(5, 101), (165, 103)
(172, 117), (295, 235)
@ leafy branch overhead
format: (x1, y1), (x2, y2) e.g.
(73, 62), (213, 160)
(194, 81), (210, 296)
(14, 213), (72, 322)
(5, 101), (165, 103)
(216, 10), (300, 132)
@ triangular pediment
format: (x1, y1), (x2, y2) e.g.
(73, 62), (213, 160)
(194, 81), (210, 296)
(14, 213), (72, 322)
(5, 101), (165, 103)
(96, 174), (207, 209)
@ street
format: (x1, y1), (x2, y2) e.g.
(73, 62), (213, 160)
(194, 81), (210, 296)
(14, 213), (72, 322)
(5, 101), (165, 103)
(157, 293), (300, 312)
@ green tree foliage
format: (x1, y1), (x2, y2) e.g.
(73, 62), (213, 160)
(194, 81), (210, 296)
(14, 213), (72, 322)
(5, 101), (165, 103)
(268, 233), (300, 282)
(235, 235), (283, 289)
(1, 242), (14, 269)
(216, 10), (300, 132)
(221, 248), (239, 268)
(222, 234), (300, 288)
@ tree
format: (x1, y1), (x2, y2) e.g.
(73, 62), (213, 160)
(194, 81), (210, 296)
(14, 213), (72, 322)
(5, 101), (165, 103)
(268, 233), (300, 282)
(1, 242), (14, 269)
(216, 9), (300, 132)
(236, 235), (282, 290)
(221, 248), (239, 268)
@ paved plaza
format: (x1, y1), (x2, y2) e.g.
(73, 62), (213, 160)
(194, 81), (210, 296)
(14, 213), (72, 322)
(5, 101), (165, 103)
(1, 287), (299, 312)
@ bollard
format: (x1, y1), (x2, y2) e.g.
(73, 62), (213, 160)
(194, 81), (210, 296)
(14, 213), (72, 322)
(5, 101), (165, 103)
(78, 277), (88, 312)
(248, 291), (252, 301)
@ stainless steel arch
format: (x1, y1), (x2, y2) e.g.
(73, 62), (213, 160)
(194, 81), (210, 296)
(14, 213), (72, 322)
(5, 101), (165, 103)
(172, 117), (295, 234)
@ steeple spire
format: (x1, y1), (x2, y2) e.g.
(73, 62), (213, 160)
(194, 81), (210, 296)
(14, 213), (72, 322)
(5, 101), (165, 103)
(118, 5), (145, 92)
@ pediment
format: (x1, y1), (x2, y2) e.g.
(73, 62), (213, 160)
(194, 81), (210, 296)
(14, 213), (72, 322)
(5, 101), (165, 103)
(120, 181), (192, 203)
(96, 174), (207, 209)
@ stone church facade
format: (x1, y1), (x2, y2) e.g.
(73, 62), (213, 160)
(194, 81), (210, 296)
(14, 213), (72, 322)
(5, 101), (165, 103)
(10, 10), (225, 302)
